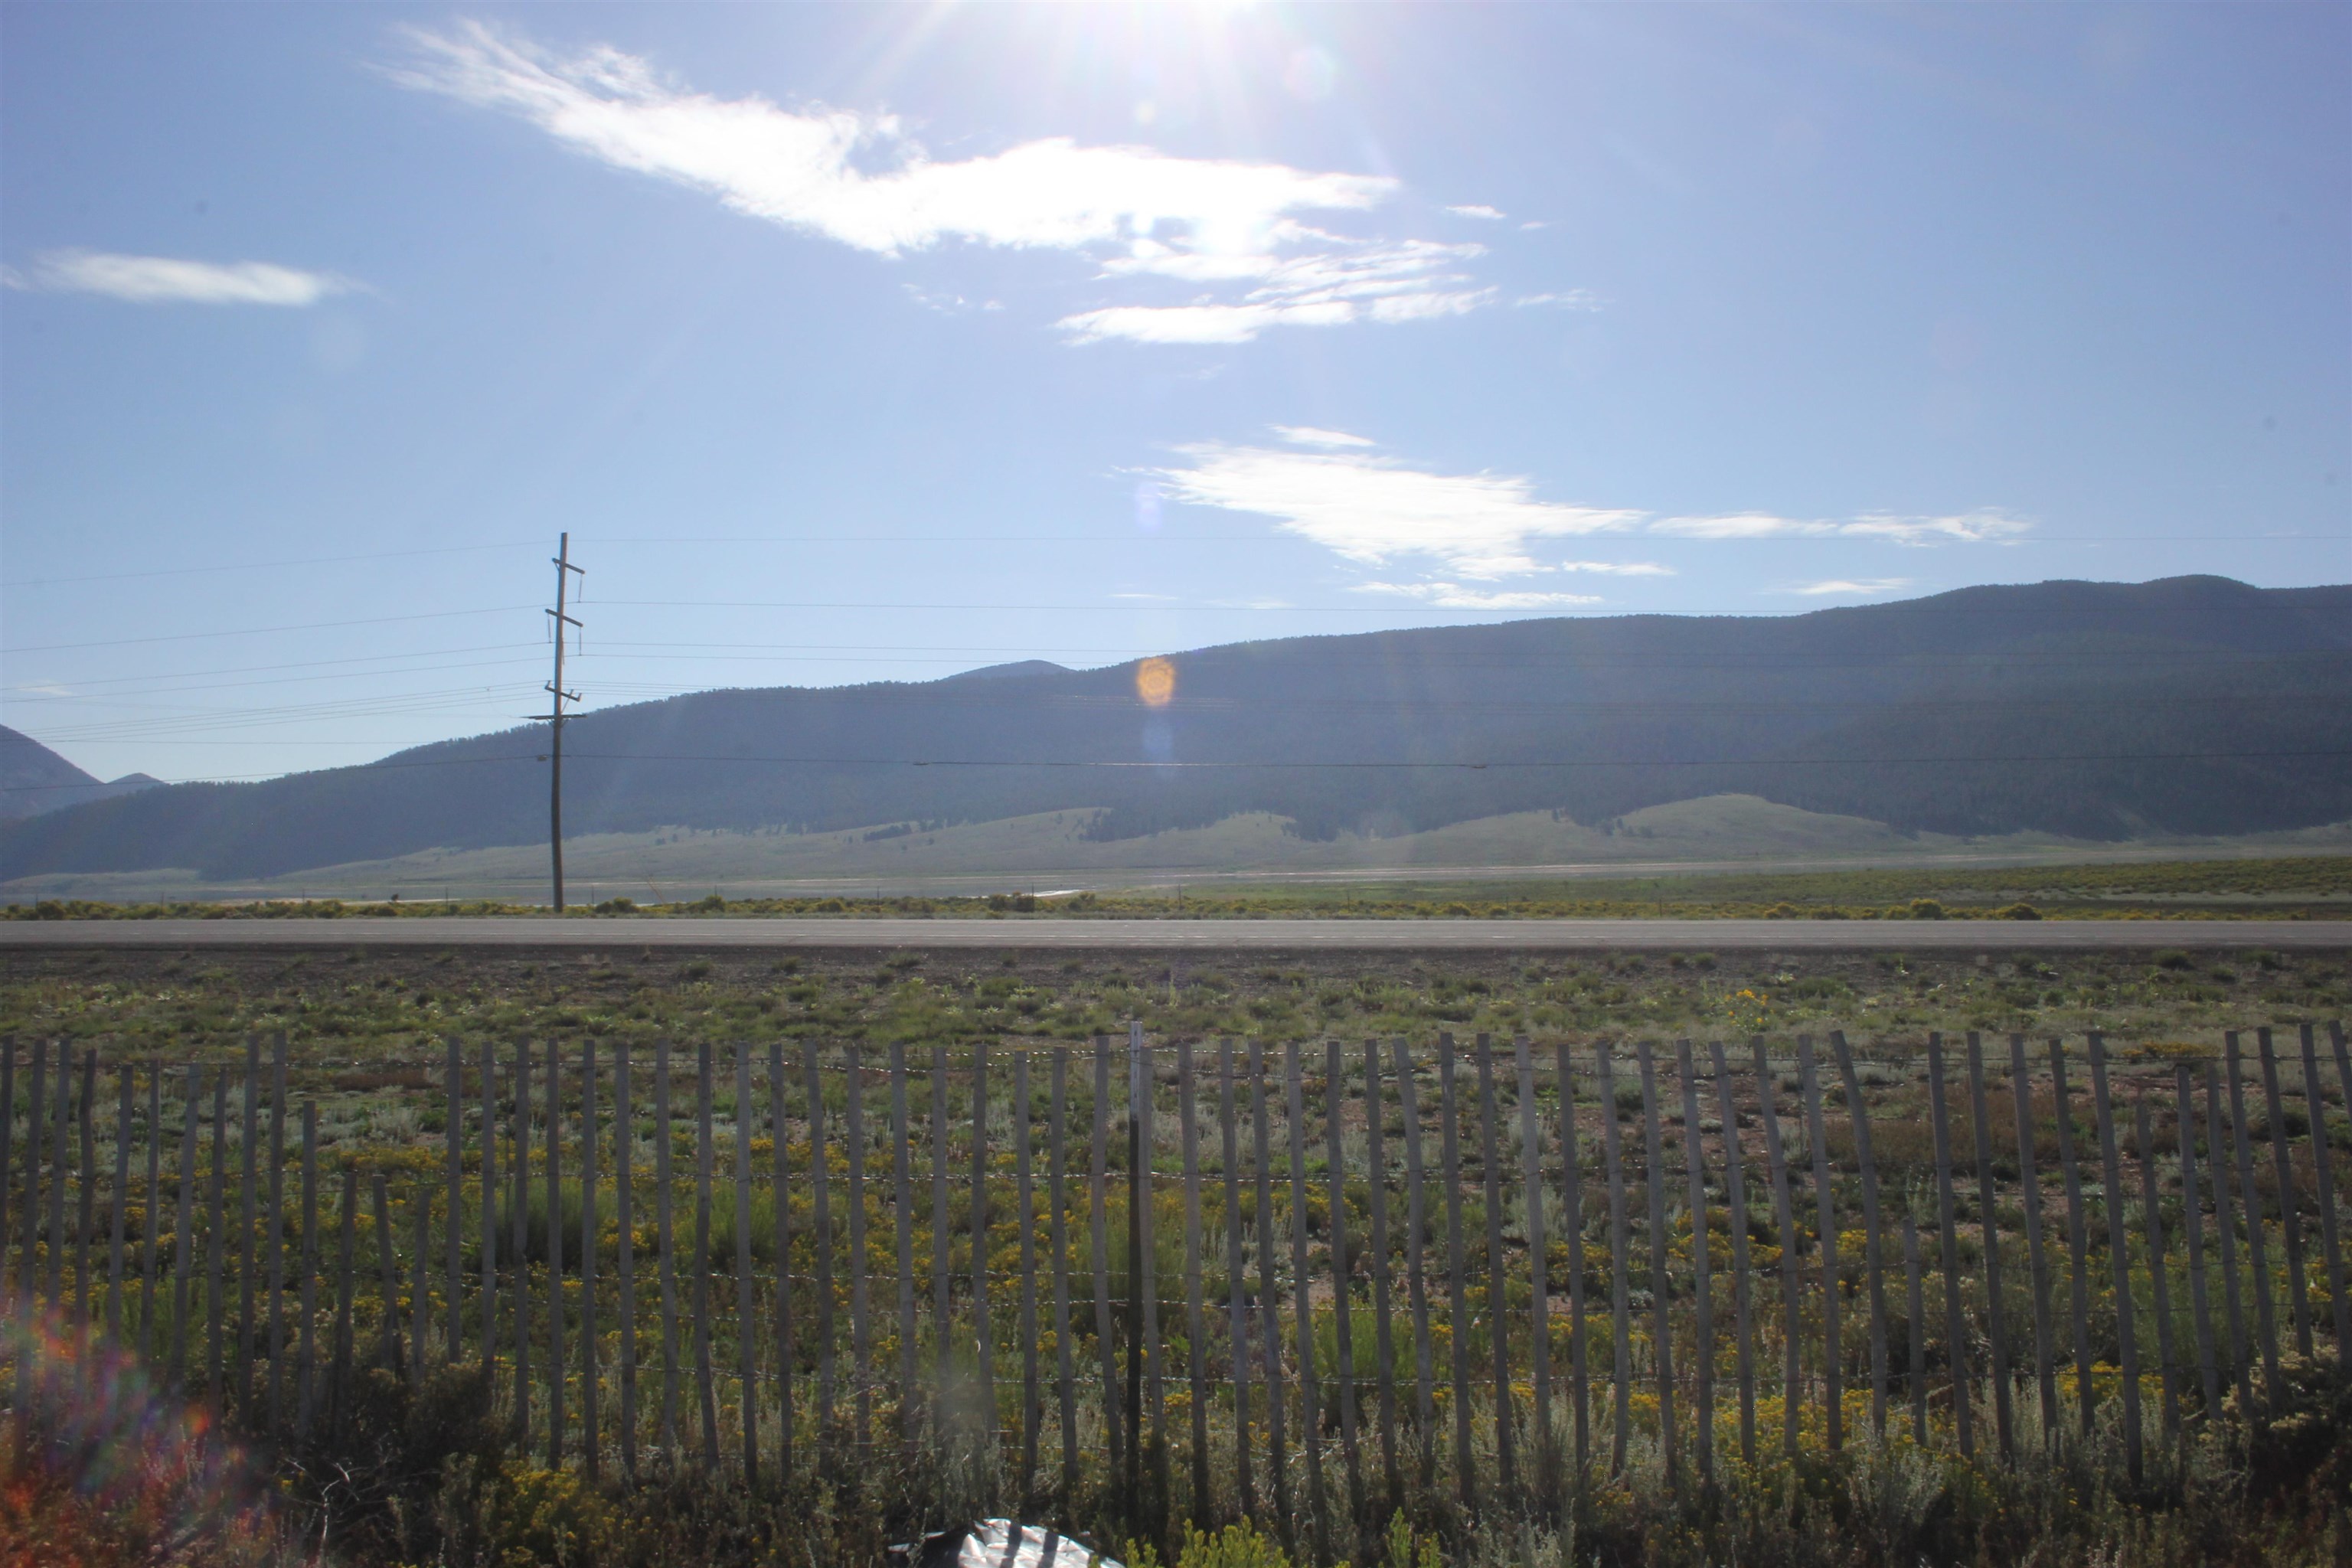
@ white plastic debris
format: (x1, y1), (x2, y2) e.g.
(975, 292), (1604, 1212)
(891, 1520), (1121, 1568)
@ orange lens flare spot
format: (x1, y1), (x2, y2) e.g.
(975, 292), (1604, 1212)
(1135, 656), (1176, 707)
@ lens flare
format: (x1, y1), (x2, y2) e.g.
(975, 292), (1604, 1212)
(1135, 656), (1177, 707)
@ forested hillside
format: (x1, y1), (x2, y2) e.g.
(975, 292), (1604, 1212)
(7, 576), (2347, 880)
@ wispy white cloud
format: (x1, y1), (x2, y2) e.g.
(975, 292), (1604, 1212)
(5, 250), (355, 306)
(1792, 578), (1914, 596)
(1143, 437), (1644, 579)
(1651, 508), (2029, 545)
(1274, 426), (1377, 450)
(395, 23), (1545, 348)
(1357, 582), (1603, 609)
(1515, 289), (1602, 310)
(1446, 204), (1507, 220)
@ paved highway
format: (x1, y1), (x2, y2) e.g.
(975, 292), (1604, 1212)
(2, 917), (2345, 951)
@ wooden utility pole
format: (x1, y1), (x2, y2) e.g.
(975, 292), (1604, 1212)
(537, 534), (584, 911)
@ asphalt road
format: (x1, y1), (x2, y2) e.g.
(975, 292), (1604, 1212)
(2, 917), (2346, 951)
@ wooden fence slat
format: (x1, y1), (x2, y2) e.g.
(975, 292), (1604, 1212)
(1015, 1052), (1040, 1494)
(0, 1040), (13, 1301)
(1563, 1041), (1591, 1477)
(2256, 1029), (2313, 1358)
(769, 1039), (792, 1485)
(2206, 1065), (2252, 1410)
(294, 1102), (318, 1439)
(1475, 1035), (1515, 1501)
(1966, 1034), (2014, 1459)
(1515, 1035), (1553, 1498)
(1676, 1040), (1714, 1486)
(2223, 1032), (2280, 1410)
(1831, 1033), (1889, 1440)
(2176, 1064), (2220, 1419)
(1220, 1040), (1254, 1518)
(1635, 1041), (1677, 1486)
(1137, 1024), (1162, 1498)
(1598, 1044), (1635, 1473)
(1364, 1040), (1398, 1508)
(74, 1051), (94, 1335)
(846, 1045), (872, 1447)
(371, 1172), (402, 1372)
(2331, 1023), (2352, 1342)
(1708, 1041), (1754, 1468)
(1250, 1040), (1290, 1544)
(548, 1037), (567, 1470)
(890, 1044), (917, 1444)
(1393, 1039), (1435, 1495)
(653, 1040), (675, 1453)
(411, 1194), (430, 1390)
(932, 1045), (952, 1412)
(693, 1041), (718, 1465)
(143, 1067), (162, 1369)
(1050, 1049), (1078, 1500)
(1439, 1037), (1475, 1508)
(1902, 1214), (1927, 1442)
(109, 1067), (130, 1343)
(171, 1067), (199, 1390)
(2135, 1100), (2178, 1438)
(332, 1167), (356, 1439)
(446, 1037), (464, 1370)
(616, 1044), (635, 1481)
(2086, 1034), (2144, 1485)
(732, 1046), (753, 1482)
(206, 1073), (228, 1396)
(970, 1042), (994, 1458)
(1750, 1039), (1801, 1460)
(2050, 1039), (2096, 1441)
(1926, 1034), (1972, 1458)
(2010, 1034), (2056, 1439)
(237, 1040), (258, 1409)
(2299, 1024), (2348, 1351)
(1184, 1041), (1211, 1517)
(583, 1043), (603, 1477)
(481, 1039), (499, 1380)
(1325, 1038), (1362, 1529)
(1285, 1040), (1329, 1559)
(49, 1044), (70, 1308)
(1092, 1037), (1124, 1478)
(511, 1043), (531, 1449)
(1796, 1037), (1841, 1453)
(803, 1043), (832, 1448)
(21, 1041), (47, 1309)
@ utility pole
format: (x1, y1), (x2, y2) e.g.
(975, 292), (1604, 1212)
(535, 534), (585, 912)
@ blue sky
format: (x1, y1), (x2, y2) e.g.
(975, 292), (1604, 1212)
(4, 3), (2346, 785)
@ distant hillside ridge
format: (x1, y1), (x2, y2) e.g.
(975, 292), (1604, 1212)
(6, 575), (2347, 881)
(0, 727), (161, 822)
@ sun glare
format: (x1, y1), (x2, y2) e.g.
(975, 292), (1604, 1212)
(1135, 655), (1178, 707)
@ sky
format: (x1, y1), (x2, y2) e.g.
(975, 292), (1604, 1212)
(2, 2), (2347, 786)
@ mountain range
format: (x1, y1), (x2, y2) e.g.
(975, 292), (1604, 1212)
(5, 575), (2347, 885)
(1, 727), (160, 823)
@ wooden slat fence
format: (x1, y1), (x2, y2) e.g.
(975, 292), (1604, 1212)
(2, 1023), (2348, 1541)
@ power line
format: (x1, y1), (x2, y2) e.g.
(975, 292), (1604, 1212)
(2, 606), (539, 655)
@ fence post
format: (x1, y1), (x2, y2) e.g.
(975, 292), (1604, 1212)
(2086, 1034), (2143, 1485)
(971, 1041), (995, 1469)
(1965, 1034), (2014, 1460)
(1749, 1039), (1801, 1461)
(144, 1067), (162, 1369)
(584, 1041), (603, 1481)
(236, 1039), (258, 1410)
(109, 1066), (130, 1345)
(547, 1038), (567, 1470)
(1831, 1032), (1888, 1441)
(51, 1043), (72, 1309)
(331, 1166), (356, 1439)
(1220, 1040), (1255, 1519)
(1050, 1048), (1079, 1501)
(1092, 1037), (1125, 1481)
(1475, 1034), (1517, 1503)
(446, 1036), (464, 1370)
(1186, 1041), (1213, 1520)
(1902, 1214), (1927, 1442)
(1015, 1051), (1040, 1496)
(2298, 1024), (2347, 1351)
(616, 1042), (635, 1482)
(1796, 1037), (1840, 1453)
(2256, 1029), (2313, 1358)
(1598, 1043), (1635, 1474)
(1250, 1040), (1291, 1547)
(511, 1043), (531, 1451)
(295, 1101), (317, 1440)
(1439, 1037), (1476, 1508)
(845, 1045), (871, 1449)
(2205, 1065), (2252, 1413)
(2175, 1063), (2220, 1420)
(2010, 1034), (2056, 1440)
(769, 1038), (792, 1486)
(1285, 1043), (1329, 1555)
(1926, 1034), (1972, 1457)
(890, 1044), (917, 1449)
(481, 1039), (499, 1382)
(2135, 1101), (2178, 1439)
(75, 1051), (95, 1348)
(2223, 1033), (2280, 1411)
(1634, 1042), (1677, 1487)
(732, 1045), (753, 1484)
(1675, 1040), (1713, 1488)
(1708, 1041), (1754, 1468)
(1393, 1039), (1434, 1496)
(411, 1194), (429, 1390)
(1562, 1041), (1591, 1480)
(693, 1040), (717, 1466)
(2050, 1040), (2096, 1442)
(1515, 1035), (1553, 1502)
(1138, 1024), (1165, 1516)
(171, 1066), (199, 1390)
(21, 1041), (47, 1310)
(371, 1172), (401, 1373)
(931, 1044), (952, 1420)
(802, 1043), (831, 1449)
(0, 1039), (13, 1301)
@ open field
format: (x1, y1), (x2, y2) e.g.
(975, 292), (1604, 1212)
(8, 795), (2350, 906)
